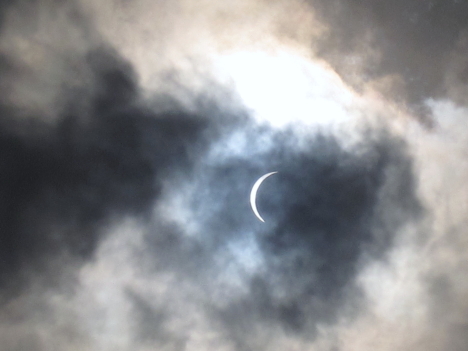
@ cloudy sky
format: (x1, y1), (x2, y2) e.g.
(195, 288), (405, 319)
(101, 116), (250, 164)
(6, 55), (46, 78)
(1, 0), (468, 350)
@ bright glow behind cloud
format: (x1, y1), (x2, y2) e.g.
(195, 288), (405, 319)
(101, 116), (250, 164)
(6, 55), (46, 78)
(215, 50), (355, 128)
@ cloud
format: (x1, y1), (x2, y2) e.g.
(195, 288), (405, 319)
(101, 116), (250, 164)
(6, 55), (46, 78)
(306, 0), (468, 120)
(0, 6), (207, 296)
(172, 127), (421, 348)
(0, 1), (468, 351)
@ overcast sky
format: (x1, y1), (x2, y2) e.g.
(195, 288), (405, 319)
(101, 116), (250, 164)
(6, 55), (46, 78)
(1, 1), (468, 350)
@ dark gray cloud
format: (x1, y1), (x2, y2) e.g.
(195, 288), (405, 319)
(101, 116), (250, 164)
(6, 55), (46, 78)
(0, 41), (207, 295)
(308, 0), (468, 120)
(188, 128), (420, 346)
(134, 124), (422, 349)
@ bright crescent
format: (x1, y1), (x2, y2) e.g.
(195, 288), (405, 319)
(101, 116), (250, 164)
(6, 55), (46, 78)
(250, 171), (278, 222)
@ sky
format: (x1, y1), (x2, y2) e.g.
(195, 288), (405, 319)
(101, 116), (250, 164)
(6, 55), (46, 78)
(1, 0), (468, 350)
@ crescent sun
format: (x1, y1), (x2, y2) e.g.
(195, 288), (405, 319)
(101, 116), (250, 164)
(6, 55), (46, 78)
(250, 171), (278, 222)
